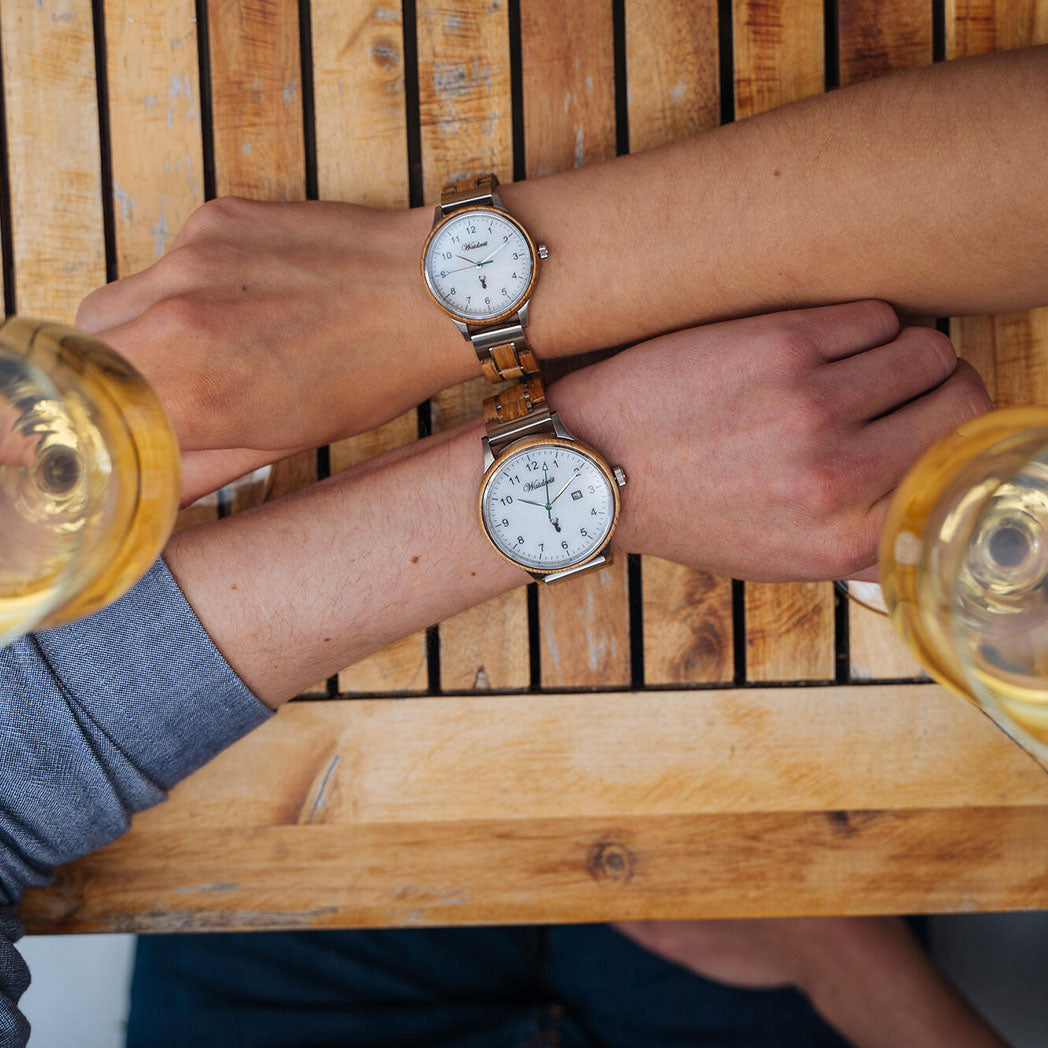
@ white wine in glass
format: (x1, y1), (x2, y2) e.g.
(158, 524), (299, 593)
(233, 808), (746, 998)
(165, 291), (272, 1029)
(879, 406), (1048, 767)
(0, 317), (180, 647)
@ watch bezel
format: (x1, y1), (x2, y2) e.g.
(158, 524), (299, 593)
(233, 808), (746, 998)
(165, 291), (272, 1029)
(477, 434), (621, 576)
(421, 205), (540, 326)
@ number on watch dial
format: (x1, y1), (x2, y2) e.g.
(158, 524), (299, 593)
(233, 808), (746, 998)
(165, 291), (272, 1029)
(424, 209), (535, 321)
(481, 442), (616, 571)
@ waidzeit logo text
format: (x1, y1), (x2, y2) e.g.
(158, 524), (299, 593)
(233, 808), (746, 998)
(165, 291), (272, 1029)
(524, 476), (557, 492)
(463, 240), (488, 250)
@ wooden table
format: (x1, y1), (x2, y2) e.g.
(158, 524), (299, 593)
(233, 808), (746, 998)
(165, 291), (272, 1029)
(6, 0), (1048, 934)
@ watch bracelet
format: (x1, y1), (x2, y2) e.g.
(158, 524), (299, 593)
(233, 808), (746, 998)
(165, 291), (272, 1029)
(438, 171), (539, 385)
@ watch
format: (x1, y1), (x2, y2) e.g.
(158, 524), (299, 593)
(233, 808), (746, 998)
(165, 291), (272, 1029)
(477, 375), (627, 583)
(421, 173), (548, 384)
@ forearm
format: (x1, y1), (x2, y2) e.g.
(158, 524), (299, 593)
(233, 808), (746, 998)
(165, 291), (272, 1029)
(799, 918), (1007, 1048)
(407, 46), (1048, 387)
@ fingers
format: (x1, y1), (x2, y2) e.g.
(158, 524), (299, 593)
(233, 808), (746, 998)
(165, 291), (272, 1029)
(786, 299), (901, 362)
(820, 325), (958, 422)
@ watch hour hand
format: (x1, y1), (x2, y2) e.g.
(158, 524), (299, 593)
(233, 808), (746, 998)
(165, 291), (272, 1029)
(515, 497), (548, 508)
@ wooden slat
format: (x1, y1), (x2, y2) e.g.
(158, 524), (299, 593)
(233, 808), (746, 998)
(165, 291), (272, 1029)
(417, 1), (527, 690)
(206, 0), (316, 515)
(947, 0), (1048, 432)
(521, 0), (629, 687)
(310, 1), (424, 693)
(431, 379), (530, 690)
(625, 0), (733, 684)
(104, 3), (216, 536)
(838, 0), (932, 83)
(625, 0), (720, 153)
(732, 0), (835, 682)
(329, 411), (429, 694)
(732, 0), (824, 121)
(417, 0), (512, 202)
(311, 0), (409, 209)
(23, 685), (1048, 933)
(836, 1), (933, 680)
(0, 0), (105, 321)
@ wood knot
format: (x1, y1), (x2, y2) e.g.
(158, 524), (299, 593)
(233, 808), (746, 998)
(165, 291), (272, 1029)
(587, 840), (635, 882)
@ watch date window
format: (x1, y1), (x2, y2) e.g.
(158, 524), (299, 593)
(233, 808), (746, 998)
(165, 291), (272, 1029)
(570, 489), (583, 501)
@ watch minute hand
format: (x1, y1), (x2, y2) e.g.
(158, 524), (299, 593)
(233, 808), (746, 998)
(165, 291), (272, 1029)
(549, 468), (582, 507)
(475, 240), (512, 266)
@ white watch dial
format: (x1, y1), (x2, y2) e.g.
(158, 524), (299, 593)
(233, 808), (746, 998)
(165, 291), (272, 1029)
(424, 208), (535, 322)
(481, 441), (617, 572)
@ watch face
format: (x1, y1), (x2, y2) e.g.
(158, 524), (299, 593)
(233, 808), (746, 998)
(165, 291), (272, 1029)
(479, 438), (619, 573)
(423, 207), (537, 323)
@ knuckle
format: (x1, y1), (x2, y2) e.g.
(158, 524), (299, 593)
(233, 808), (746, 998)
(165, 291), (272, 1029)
(946, 366), (993, 423)
(795, 461), (844, 519)
(75, 287), (104, 330)
(906, 325), (957, 386)
(179, 196), (249, 241)
(142, 293), (209, 339)
(853, 299), (901, 343)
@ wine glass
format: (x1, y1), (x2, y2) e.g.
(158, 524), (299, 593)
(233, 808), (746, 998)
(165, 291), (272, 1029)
(0, 317), (180, 647)
(845, 406), (1048, 768)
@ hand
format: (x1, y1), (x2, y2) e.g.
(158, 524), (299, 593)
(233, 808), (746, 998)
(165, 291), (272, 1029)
(555, 300), (991, 581)
(75, 197), (462, 495)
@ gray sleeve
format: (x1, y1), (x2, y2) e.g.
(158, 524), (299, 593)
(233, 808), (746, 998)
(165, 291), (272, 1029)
(0, 558), (273, 1047)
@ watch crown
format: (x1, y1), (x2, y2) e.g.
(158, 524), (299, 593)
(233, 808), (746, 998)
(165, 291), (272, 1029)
(613, 466), (627, 487)
(537, 244), (549, 260)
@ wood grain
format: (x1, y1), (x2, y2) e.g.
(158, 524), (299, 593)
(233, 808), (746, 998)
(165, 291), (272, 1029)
(836, 0), (932, 680)
(624, 0), (720, 153)
(521, 0), (617, 178)
(22, 685), (1048, 933)
(0, 0), (105, 321)
(430, 379), (530, 690)
(625, 0), (733, 684)
(312, 0), (409, 209)
(417, 2), (527, 690)
(732, 0), (824, 120)
(311, 2), (424, 693)
(417, 0), (512, 202)
(947, 2), (1048, 431)
(103, 2), (217, 535)
(521, 0), (629, 687)
(838, 0), (932, 85)
(205, 0), (317, 517)
(329, 411), (429, 694)
(732, 0), (835, 681)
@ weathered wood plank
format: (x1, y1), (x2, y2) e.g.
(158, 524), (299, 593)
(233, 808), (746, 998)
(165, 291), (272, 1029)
(732, 0), (835, 681)
(947, 0), (1048, 410)
(105, 2), (203, 275)
(836, 1), (932, 680)
(329, 411), (429, 694)
(625, 0), (720, 153)
(22, 685), (1048, 933)
(0, 0), (105, 321)
(625, 0), (733, 684)
(732, 0), (824, 121)
(206, 0), (316, 515)
(104, 3), (215, 535)
(521, 0), (617, 178)
(24, 806), (1048, 933)
(417, 0), (512, 202)
(417, 1), (527, 690)
(521, 0), (629, 687)
(312, 0), (409, 209)
(311, 1), (424, 693)
(430, 380), (530, 690)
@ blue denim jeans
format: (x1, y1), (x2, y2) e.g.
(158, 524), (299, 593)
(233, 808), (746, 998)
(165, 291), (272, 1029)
(127, 924), (850, 1047)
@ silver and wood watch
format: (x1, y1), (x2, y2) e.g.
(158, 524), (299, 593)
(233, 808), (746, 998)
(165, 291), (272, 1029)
(477, 376), (627, 583)
(421, 173), (548, 384)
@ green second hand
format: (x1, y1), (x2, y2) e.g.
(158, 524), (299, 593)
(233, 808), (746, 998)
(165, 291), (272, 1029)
(542, 463), (552, 520)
